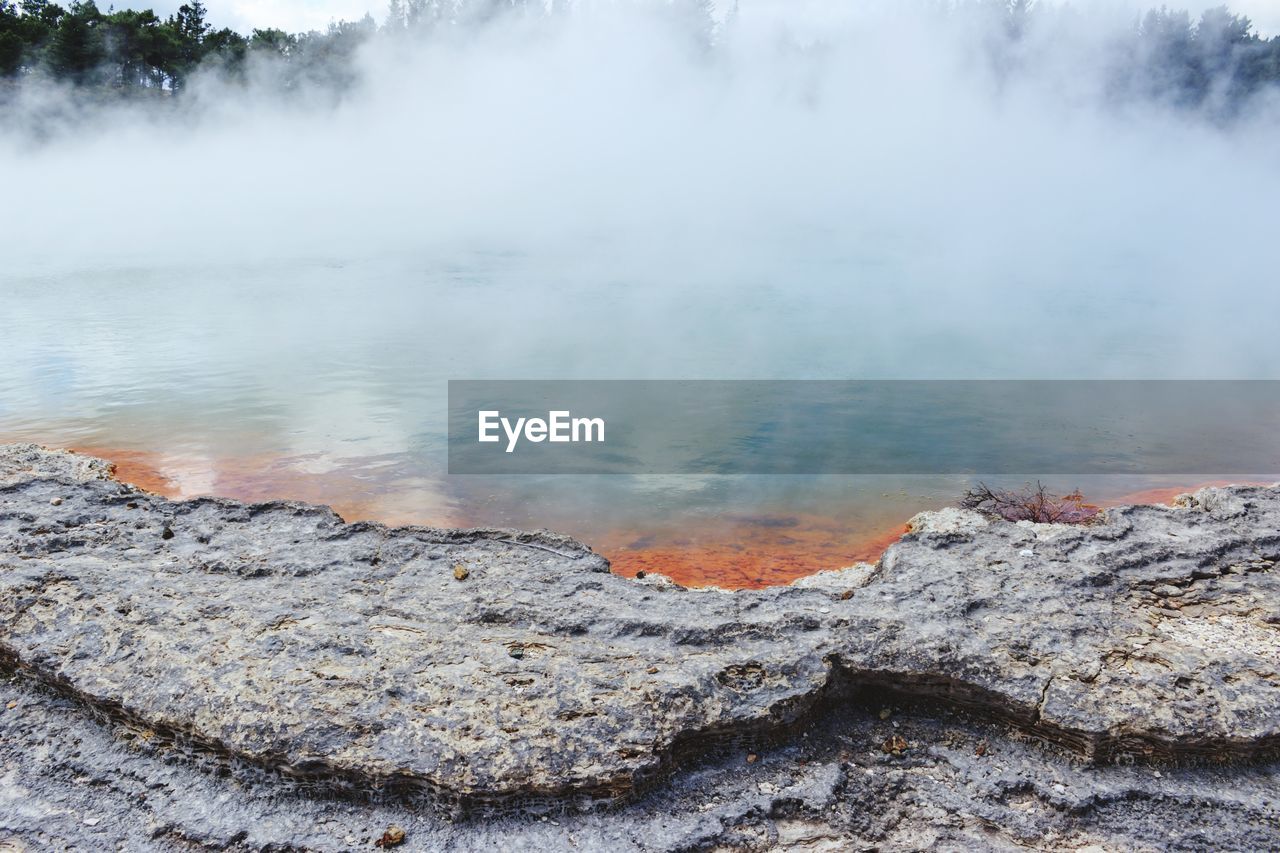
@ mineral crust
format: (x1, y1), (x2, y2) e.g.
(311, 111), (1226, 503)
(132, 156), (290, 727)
(1, 444), (1279, 849)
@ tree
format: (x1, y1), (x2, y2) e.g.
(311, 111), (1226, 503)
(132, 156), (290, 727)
(670, 0), (714, 52)
(1, 0), (1275, 113)
(406, 0), (448, 31)
(49, 0), (103, 82)
(454, 0), (531, 27)
(722, 0), (739, 32)
(1135, 7), (1199, 105)
(0, 31), (19, 75)
(20, 0), (55, 22)
(0, 0), (21, 75)
(1006, 0), (1034, 40)
(249, 26), (293, 56)
(173, 0), (207, 45)
(1196, 6), (1253, 73)
(158, 0), (208, 88)
(384, 0), (405, 32)
(102, 7), (167, 88)
(201, 24), (246, 78)
(15, 0), (64, 55)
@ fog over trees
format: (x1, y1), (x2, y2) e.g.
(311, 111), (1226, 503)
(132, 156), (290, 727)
(0, 0), (373, 94)
(1, 0), (1278, 118)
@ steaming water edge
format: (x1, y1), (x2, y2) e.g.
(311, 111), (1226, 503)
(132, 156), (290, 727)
(3, 252), (1269, 587)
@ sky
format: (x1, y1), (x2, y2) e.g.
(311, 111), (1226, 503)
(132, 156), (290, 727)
(114, 0), (1280, 39)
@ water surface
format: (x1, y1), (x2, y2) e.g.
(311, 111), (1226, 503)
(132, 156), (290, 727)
(2, 252), (1274, 586)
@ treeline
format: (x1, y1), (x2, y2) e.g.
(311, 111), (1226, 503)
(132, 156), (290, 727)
(0, 0), (571, 93)
(0, 0), (376, 92)
(1, 0), (1279, 113)
(1114, 6), (1280, 110)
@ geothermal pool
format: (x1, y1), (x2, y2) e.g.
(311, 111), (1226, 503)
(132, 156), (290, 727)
(2, 254), (1274, 588)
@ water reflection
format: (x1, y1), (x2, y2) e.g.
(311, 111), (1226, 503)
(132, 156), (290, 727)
(2, 253), (1275, 587)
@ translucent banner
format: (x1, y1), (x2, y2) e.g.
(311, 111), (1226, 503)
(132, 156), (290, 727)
(447, 380), (1280, 475)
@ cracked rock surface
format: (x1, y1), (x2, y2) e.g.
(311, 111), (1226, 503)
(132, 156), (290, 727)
(5, 671), (1280, 852)
(1, 443), (1279, 850)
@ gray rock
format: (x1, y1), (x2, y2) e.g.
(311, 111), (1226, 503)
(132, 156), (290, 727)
(4, 648), (1280, 852)
(1, 443), (1279, 836)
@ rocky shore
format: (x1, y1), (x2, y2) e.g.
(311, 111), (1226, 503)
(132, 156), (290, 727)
(1, 443), (1278, 851)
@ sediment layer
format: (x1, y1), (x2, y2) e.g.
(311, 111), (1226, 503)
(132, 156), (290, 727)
(1, 443), (1278, 814)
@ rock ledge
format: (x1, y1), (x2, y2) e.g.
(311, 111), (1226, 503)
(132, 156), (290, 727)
(1, 444), (1278, 814)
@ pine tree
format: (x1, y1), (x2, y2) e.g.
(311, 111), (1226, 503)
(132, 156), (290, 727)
(385, 0), (405, 32)
(671, 0), (714, 52)
(0, 0), (23, 75)
(50, 0), (103, 81)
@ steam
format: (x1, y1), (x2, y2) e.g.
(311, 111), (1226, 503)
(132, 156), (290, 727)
(3, 1), (1280, 382)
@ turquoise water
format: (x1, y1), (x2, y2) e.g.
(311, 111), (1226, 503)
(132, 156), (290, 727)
(6, 2), (1280, 583)
(3, 250), (1275, 583)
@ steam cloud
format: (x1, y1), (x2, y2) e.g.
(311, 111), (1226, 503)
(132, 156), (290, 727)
(3, 1), (1280, 380)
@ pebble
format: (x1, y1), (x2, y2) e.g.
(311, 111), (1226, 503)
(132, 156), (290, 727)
(1019, 549), (1035, 557)
(376, 825), (406, 848)
(50, 497), (63, 506)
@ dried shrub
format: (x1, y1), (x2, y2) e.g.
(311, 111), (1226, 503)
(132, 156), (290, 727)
(959, 481), (1100, 524)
